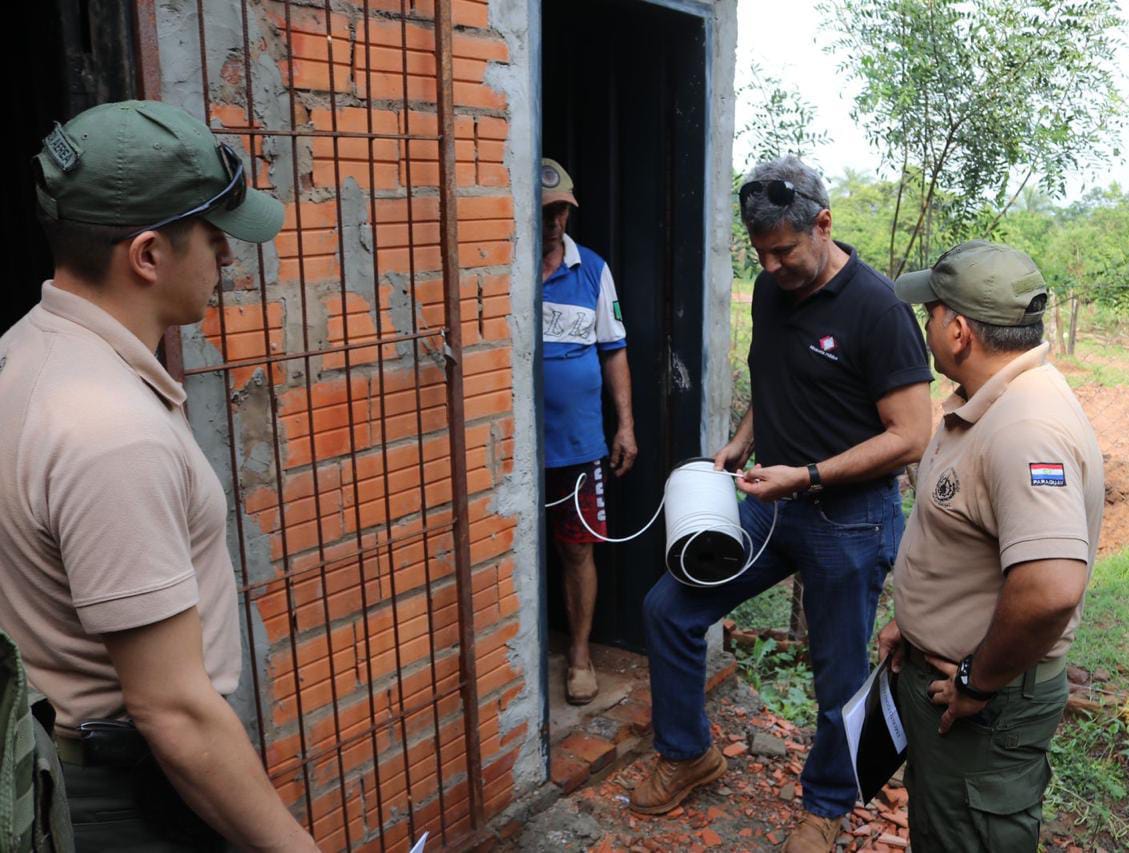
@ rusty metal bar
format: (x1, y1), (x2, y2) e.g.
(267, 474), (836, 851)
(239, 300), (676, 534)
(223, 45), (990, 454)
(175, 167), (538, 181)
(215, 126), (441, 142)
(433, 0), (485, 831)
(246, 0), (318, 832)
(311, 5), (387, 842)
(398, 0), (451, 839)
(368, 0), (424, 835)
(131, 0), (161, 99)
(241, 517), (453, 595)
(171, 0), (484, 845)
(179, 329), (444, 377)
(273, 2), (356, 841)
(267, 673), (465, 780)
(355, 4), (399, 842)
(351, 4), (455, 840)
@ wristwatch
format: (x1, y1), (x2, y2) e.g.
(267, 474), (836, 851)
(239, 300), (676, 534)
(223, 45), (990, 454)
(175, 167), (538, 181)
(806, 463), (823, 494)
(955, 654), (997, 701)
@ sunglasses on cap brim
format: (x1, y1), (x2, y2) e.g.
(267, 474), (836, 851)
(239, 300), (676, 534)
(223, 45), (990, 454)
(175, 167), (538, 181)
(115, 143), (247, 243)
(738, 179), (824, 213)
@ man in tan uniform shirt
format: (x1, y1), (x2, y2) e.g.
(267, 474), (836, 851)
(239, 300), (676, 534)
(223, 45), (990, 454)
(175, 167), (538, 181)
(0, 102), (318, 850)
(877, 241), (1103, 852)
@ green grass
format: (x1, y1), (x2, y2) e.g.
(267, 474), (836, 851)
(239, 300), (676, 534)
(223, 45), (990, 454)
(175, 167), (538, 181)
(734, 634), (818, 727)
(1046, 714), (1129, 847)
(732, 277), (755, 299)
(729, 582), (792, 630)
(729, 283), (754, 425)
(1068, 549), (1129, 680)
(1074, 337), (1129, 363)
(1057, 356), (1129, 389)
(1044, 550), (1129, 847)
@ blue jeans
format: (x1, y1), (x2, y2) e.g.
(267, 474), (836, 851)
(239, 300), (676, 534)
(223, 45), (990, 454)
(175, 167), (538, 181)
(642, 479), (903, 818)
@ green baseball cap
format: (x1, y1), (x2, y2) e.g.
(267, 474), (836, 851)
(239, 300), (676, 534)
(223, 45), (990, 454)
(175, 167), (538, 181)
(33, 100), (283, 244)
(541, 158), (579, 207)
(894, 240), (1047, 326)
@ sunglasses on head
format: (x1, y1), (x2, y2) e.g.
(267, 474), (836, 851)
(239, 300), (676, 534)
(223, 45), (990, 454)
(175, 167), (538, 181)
(738, 179), (824, 213)
(115, 142), (247, 242)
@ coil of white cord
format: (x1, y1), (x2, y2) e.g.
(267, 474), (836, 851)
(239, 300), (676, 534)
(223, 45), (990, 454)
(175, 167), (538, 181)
(545, 461), (778, 587)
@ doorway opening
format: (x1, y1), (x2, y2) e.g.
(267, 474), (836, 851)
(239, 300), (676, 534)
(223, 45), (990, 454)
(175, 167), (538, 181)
(2, 0), (137, 337)
(541, 0), (708, 733)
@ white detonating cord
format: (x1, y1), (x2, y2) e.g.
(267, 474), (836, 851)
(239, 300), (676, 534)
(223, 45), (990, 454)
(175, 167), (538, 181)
(545, 468), (779, 585)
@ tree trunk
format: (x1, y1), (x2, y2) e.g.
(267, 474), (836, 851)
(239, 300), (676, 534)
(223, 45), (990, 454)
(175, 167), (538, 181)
(1068, 294), (1080, 355)
(789, 577), (807, 640)
(1054, 298), (1065, 355)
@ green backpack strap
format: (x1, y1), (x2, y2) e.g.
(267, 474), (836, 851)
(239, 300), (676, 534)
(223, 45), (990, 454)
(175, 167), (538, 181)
(1, 630), (37, 852)
(31, 710), (73, 853)
(0, 632), (74, 853)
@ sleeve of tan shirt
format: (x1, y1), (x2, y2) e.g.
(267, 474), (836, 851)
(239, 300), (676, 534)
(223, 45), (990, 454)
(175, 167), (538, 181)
(985, 419), (1091, 571)
(49, 435), (200, 634)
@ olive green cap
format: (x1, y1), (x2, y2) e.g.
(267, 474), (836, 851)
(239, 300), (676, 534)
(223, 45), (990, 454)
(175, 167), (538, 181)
(541, 158), (579, 207)
(33, 100), (283, 244)
(894, 240), (1047, 326)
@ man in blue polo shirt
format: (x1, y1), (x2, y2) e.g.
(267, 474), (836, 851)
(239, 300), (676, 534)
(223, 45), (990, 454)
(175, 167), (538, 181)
(541, 158), (637, 705)
(633, 156), (933, 853)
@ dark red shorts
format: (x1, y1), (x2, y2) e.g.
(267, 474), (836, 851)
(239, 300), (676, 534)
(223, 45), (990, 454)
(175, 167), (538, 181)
(546, 459), (607, 544)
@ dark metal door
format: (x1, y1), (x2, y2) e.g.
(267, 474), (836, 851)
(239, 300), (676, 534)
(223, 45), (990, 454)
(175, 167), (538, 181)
(542, 0), (707, 651)
(2, 0), (136, 336)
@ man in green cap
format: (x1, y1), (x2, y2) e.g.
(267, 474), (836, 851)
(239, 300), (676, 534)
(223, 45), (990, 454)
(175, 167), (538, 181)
(0, 101), (317, 850)
(878, 241), (1104, 851)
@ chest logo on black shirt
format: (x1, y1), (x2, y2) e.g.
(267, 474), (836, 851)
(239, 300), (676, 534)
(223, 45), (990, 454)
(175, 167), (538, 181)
(932, 467), (960, 505)
(808, 334), (840, 362)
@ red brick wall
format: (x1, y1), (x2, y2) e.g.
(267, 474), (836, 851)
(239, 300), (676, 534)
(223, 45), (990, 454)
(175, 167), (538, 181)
(178, 1), (526, 848)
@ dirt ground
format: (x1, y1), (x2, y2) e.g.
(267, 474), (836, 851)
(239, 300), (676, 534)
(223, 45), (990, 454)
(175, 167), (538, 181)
(501, 678), (1106, 853)
(1073, 385), (1129, 556)
(505, 679), (913, 853)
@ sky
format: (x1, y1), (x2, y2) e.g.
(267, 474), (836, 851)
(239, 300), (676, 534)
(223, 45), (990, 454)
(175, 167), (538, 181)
(733, 0), (1129, 201)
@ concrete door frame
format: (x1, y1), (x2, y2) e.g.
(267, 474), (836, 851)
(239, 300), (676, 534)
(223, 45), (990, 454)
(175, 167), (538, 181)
(533, 0), (730, 775)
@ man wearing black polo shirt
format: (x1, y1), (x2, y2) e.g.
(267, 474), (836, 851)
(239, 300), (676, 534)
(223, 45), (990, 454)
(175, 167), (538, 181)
(633, 156), (933, 853)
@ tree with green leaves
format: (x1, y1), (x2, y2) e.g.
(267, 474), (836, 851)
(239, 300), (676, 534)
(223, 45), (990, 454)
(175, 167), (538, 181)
(822, 0), (1126, 279)
(731, 63), (829, 280)
(1043, 187), (1129, 351)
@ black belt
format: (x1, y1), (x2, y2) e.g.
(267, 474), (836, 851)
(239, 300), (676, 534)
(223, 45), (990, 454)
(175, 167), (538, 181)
(905, 643), (1066, 694)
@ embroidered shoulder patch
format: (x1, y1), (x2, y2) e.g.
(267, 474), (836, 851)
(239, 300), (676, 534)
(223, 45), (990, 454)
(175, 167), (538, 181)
(612, 300), (622, 321)
(1029, 462), (1066, 487)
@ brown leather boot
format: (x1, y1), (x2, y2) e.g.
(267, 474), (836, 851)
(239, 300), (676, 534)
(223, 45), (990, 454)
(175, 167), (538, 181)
(628, 744), (727, 815)
(783, 811), (842, 853)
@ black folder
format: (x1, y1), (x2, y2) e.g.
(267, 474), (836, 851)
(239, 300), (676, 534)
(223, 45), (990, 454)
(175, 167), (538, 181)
(842, 655), (908, 805)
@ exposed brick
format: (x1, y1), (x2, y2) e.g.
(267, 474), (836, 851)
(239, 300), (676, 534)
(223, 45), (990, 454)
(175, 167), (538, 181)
(549, 751), (590, 794)
(605, 700), (653, 735)
(197, 1), (526, 838)
(706, 658), (739, 694)
(452, 0), (489, 28)
(558, 732), (617, 774)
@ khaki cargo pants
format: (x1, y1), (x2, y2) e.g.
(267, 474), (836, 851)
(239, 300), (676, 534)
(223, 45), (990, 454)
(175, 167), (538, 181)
(898, 658), (1068, 852)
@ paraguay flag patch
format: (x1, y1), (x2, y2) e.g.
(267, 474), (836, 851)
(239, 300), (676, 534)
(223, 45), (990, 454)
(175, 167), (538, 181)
(1029, 462), (1066, 487)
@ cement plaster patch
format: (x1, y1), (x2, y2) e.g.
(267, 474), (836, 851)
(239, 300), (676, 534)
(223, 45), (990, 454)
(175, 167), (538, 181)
(484, 0), (547, 796)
